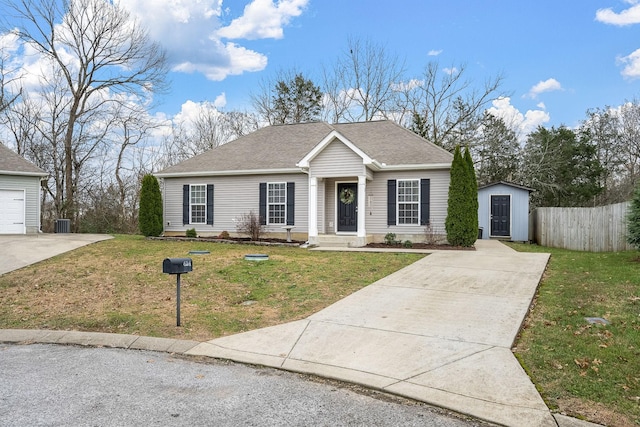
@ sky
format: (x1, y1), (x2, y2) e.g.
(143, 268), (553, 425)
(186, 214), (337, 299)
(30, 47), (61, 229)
(5, 0), (640, 139)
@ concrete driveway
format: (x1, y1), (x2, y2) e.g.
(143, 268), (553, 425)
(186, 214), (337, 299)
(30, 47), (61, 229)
(186, 240), (560, 427)
(0, 233), (113, 276)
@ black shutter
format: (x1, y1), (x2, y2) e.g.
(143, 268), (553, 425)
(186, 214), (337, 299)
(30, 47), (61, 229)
(259, 182), (267, 225)
(206, 184), (214, 225)
(286, 182), (295, 225)
(420, 179), (430, 225)
(387, 180), (396, 226)
(182, 185), (189, 225)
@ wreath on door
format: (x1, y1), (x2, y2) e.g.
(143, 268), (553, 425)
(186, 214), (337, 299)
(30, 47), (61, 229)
(339, 187), (355, 205)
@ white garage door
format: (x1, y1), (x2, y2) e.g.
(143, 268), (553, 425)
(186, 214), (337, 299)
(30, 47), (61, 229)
(0, 189), (25, 234)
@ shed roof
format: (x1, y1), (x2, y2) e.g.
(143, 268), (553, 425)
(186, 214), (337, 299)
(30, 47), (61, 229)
(156, 120), (452, 177)
(478, 181), (534, 192)
(0, 143), (48, 177)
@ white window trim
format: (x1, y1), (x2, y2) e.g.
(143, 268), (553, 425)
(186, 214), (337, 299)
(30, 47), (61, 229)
(267, 182), (287, 225)
(396, 179), (420, 226)
(190, 184), (206, 224)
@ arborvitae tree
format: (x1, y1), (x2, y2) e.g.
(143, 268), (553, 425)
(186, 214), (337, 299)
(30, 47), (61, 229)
(627, 184), (640, 249)
(139, 174), (163, 237)
(446, 145), (477, 246)
(464, 146), (479, 236)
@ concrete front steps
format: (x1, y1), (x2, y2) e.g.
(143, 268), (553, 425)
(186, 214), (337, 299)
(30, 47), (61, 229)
(314, 234), (370, 248)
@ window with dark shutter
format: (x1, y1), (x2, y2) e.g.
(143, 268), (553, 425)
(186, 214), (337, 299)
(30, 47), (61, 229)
(420, 179), (430, 225)
(259, 182), (267, 225)
(182, 185), (189, 225)
(206, 184), (214, 225)
(387, 180), (396, 226)
(286, 182), (295, 225)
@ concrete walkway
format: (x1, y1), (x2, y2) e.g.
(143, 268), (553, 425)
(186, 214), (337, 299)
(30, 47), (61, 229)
(186, 240), (557, 426)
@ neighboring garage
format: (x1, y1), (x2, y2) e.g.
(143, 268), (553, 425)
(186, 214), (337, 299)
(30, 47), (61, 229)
(0, 143), (48, 234)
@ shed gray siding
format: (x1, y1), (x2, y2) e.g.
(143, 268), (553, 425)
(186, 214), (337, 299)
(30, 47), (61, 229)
(0, 174), (42, 233)
(162, 173), (309, 236)
(478, 183), (530, 241)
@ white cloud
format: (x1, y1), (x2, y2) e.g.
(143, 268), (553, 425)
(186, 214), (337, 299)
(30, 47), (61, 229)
(525, 78), (563, 99)
(618, 47), (640, 78)
(217, 0), (308, 40)
(428, 49), (442, 56)
(173, 99), (224, 125)
(213, 92), (227, 108)
(487, 97), (550, 141)
(596, 2), (640, 26)
(443, 67), (458, 75)
(118, 0), (305, 81)
(172, 41), (267, 80)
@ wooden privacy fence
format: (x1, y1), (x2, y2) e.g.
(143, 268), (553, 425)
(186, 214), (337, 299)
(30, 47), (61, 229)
(530, 202), (633, 252)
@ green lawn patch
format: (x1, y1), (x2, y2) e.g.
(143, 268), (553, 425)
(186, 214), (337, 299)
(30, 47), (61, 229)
(0, 235), (424, 342)
(509, 243), (640, 426)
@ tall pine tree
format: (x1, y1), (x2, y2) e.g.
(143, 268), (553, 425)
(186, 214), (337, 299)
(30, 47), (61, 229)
(139, 174), (163, 237)
(464, 146), (479, 238)
(446, 146), (478, 246)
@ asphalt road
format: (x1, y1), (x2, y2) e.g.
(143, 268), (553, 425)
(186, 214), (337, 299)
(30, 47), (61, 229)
(0, 343), (490, 427)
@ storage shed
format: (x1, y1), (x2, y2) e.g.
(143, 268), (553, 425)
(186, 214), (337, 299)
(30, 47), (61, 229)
(477, 181), (533, 241)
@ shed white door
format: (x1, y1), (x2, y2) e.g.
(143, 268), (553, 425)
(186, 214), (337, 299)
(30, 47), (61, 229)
(0, 189), (25, 234)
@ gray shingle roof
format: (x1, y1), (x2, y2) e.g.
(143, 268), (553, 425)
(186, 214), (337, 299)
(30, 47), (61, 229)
(0, 143), (48, 176)
(156, 120), (452, 176)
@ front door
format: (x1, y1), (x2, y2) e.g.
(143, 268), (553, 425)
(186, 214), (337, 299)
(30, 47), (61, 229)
(337, 183), (357, 232)
(490, 195), (510, 237)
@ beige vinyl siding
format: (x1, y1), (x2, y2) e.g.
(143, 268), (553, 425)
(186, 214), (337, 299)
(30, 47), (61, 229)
(365, 169), (450, 236)
(309, 140), (366, 178)
(0, 175), (41, 233)
(162, 173), (309, 236)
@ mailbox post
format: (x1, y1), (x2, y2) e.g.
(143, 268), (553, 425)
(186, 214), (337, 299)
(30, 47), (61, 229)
(162, 258), (193, 326)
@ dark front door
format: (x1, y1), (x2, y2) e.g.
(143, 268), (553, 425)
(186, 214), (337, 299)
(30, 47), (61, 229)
(337, 183), (357, 232)
(490, 195), (510, 237)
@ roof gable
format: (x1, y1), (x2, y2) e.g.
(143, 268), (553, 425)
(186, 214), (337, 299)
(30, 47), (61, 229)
(297, 130), (375, 169)
(0, 143), (48, 177)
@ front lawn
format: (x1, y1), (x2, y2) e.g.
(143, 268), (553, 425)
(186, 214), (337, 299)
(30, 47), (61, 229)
(510, 243), (640, 426)
(0, 235), (424, 342)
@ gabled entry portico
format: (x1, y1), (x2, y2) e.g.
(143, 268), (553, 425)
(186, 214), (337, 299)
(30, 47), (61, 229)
(298, 130), (373, 247)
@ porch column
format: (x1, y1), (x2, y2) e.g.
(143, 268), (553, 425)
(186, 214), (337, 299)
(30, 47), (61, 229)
(357, 175), (366, 238)
(308, 176), (318, 242)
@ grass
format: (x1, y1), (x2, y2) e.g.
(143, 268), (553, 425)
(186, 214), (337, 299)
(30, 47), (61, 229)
(509, 243), (640, 426)
(0, 235), (424, 342)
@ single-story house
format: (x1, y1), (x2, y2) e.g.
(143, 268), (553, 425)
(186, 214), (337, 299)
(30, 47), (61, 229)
(0, 143), (48, 234)
(477, 181), (533, 242)
(155, 120), (453, 247)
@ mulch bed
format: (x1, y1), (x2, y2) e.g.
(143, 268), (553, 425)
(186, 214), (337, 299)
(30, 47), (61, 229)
(150, 236), (304, 247)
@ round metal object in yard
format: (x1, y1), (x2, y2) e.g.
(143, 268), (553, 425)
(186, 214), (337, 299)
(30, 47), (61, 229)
(244, 254), (269, 261)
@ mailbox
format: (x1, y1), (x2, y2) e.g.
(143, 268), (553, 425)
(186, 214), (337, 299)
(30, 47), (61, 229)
(162, 258), (193, 275)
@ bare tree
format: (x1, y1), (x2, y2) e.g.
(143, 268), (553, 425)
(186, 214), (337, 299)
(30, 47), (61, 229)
(160, 107), (258, 169)
(1, 0), (167, 228)
(0, 47), (20, 115)
(323, 38), (406, 122)
(400, 62), (504, 150)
